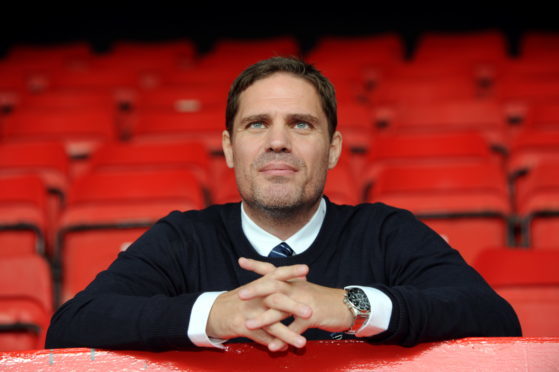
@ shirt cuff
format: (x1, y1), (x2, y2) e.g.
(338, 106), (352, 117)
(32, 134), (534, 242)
(345, 285), (393, 337)
(187, 291), (227, 348)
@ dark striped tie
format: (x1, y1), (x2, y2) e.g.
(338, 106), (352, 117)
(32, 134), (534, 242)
(269, 242), (294, 258)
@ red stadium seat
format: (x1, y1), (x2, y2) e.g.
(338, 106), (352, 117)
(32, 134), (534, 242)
(520, 32), (559, 59)
(133, 85), (227, 112)
(516, 161), (559, 248)
(130, 109), (224, 153)
(0, 175), (48, 256)
(337, 102), (375, 153)
(1, 109), (117, 159)
(368, 162), (511, 264)
(474, 248), (559, 336)
(414, 30), (508, 64)
(19, 89), (118, 111)
(495, 76), (559, 104)
(88, 141), (212, 193)
(370, 76), (481, 105)
(362, 132), (501, 195)
(57, 169), (205, 303)
(0, 254), (53, 351)
(373, 100), (510, 146)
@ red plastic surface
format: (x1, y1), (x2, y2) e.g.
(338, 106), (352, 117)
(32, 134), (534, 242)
(0, 338), (557, 371)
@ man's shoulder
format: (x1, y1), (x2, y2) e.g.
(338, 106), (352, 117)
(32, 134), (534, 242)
(326, 199), (413, 220)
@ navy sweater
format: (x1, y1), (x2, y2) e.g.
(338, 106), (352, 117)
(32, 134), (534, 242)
(46, 200), (521, 350)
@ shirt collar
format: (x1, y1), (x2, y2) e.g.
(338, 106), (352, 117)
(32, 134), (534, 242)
(241, 198), (326, 257)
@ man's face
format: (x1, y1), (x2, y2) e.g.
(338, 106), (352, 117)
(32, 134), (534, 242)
(222, 72), (342, 216)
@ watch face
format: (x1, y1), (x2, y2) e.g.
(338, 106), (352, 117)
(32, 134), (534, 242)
(348, 288), (371, 311)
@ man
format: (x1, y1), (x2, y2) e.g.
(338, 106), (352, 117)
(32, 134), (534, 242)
(46, 57), (521, 352)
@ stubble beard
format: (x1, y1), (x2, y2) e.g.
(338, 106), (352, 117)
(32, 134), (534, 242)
(239, 152), (327, 223)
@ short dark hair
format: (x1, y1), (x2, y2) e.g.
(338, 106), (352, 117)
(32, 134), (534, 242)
(226, 56), (337, 138)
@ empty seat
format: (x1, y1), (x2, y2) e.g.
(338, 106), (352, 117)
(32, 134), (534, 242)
(520, 31), (559, 59)
(414, 30), (508, 64)
(496, 76), (559, 104)
(130, 109), (224, 153)
(19, 89), (118, 111)
(87, 141), (212, 197)
(0, 175), (47, 256)
(373, 100), (509, 146)
(370, 76), (481, 105)
(0, 254), (53, 351)
(362, 132), (501, 195)
(1, 108), (117, 159)
(368, 162), (511, 264)
(474, 248), (559, 336)
(57, 169), (205, 303)
(133, 85), (227, 112)
(516, 161), (559, 248)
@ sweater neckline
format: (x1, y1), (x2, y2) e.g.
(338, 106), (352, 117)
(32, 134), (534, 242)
(224, 198), (339, 266)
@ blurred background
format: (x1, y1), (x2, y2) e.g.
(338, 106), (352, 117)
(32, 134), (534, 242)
(1, 5), (558, 351)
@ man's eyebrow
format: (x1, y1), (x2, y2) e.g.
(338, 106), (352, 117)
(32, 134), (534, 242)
(239, 114), (269, 126)
(287, 114), (320, 124)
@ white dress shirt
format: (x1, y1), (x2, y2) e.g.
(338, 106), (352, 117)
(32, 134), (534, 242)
(187, 198), (393, 348)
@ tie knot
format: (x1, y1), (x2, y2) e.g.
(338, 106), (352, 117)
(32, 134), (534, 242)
(269, 242), (294, 258)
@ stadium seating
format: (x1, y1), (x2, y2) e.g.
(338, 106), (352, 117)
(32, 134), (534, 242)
(0, 175), (48, 256)
(475, 248), (559, 336)
(515, 161), (559, 248)
(368, 162), (511, 263)
(56, 169), (205, 304)
(0, 254), (53, 351)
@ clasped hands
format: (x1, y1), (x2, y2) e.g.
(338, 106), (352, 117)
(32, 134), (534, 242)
(206, 257), (353, 352)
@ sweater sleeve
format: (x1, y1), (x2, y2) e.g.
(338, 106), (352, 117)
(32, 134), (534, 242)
(366, 208), (521, 346)
(45, 217), (202, 351)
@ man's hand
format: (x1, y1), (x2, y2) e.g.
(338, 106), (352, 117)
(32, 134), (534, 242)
(206, 258), (313, 351)
(238, 258), (354, 351)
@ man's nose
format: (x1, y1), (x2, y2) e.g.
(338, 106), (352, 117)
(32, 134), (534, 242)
(266, 122), (291, 152)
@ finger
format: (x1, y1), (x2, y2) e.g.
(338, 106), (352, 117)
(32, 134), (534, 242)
(245, 308), (287, 330)
(245, 295), (311, 330)
(287, 317), (310, 337)
(238, 266), (308, 300)
(245, 328), (277, 348)
(262, 293), (312, 320)
(265, 323), (307, 351)
(238, 257), (276, 276)
(240, 258), (308, 282)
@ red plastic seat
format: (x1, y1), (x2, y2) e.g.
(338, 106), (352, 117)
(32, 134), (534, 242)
(370, 76), (481, 105)
(133, 85), (227, 112)
(1, 108), (117, 159)
(516, 161), (559, 248)
(0, 175), (47, 256)
(414, 30), (508, 64)
(130, 109), (224, 153)
(474, 248), (559, 336)
(88, 141), (212, 191)
(20, 89), (118, 110)
(368, 162), (511, 264)
(374, 100), (510, 146)
(496, 76), (559, 104)
(0, 254), (53, 351)
(337, 102), (375, 153)
(57, 169), (205, 303)
(520, 32), (559, 59)
(362, 132), (501, 194)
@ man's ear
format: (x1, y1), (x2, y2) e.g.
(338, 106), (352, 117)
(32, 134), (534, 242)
(328, 131), (343, 169)
(222, 130), (234, 168)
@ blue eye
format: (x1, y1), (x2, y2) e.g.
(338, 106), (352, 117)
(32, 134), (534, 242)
(249, 122), (265, 129)
(294, 122), (310, 129)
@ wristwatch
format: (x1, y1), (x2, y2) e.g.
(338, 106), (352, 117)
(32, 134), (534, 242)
(343, 288), (371, 334)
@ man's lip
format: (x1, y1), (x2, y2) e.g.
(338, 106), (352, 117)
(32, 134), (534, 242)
(259, 162), (298, 173)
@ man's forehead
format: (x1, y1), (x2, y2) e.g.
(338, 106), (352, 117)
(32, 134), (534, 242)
(235, 73), (324, 120)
